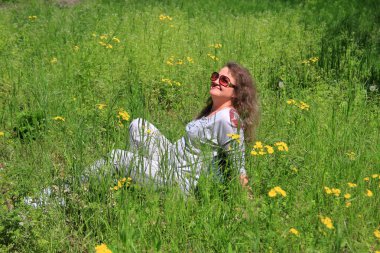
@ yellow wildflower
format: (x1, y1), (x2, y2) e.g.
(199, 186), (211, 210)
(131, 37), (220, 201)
(121, 177), (127, 182)
(159, 14), (173, 21)
(95, 243), (112, 253)
(258, 150), (266, 155)
(118, 110), (130, 121)
(331, 188), (341, 197)
(286, 99), (296, 105)
(209, 43), (222, 49)
(365, 189), (373, 197)
(268, 189), (277, 197)
(176, 59), (184, 65)
(374, 229), (380, 239)
(0, 132), (4, 137)
(253, 141), (263, 149)
(344, 193), (351, 199)
(346, 151), (356, 160)
(99, 34), (108, 40)
(145, 129), (152, 134)
(207, 53), (219, 61)
(274, 142), (289, 152)
(273, 186), (287, 197)
(345, 202), (351, 207)
(324, 186), (332, 194)
(301, 60), (310, 64)
(53, 116), (65, 121)
(309, 57), (319, 63)
(289, 228), (300, 236)
(227, 133), (241, 144)
(50, 57), (58, 64)
(186, 57), (194, 63)
(320, 216), (334, 229)
(106, 44), (113, 49)
(73, 45), (80, 51)
(112, 186), (118, 191)
(364, 177), (370, 182)
(99, 41), (107, 46)
(265, 145), (274, 154)
(372, 174), (379, 178)
(298, 101), (310, 110)
(250, 150), (258, 156)
(112, 37), (120, 43)
(96, 104), (107, 110)
(117, 181), (122, 188)
(347, 182), (357, 188)
(28, 15), (37, 20)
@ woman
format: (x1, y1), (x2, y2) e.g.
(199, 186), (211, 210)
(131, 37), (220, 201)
(90, 61), (260, 194)
(25, 62), (259, 207)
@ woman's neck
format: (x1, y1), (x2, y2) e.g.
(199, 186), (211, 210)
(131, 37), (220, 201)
(211, 101), (233, 113)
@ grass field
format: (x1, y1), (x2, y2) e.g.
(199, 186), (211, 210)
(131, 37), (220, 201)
(0, 0), (379, 252)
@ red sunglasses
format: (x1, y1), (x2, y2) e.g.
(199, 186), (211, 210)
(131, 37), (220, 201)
(210, 72), (234, 88)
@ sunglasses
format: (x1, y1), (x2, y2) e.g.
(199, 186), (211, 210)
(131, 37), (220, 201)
(210, 72), (234, 88)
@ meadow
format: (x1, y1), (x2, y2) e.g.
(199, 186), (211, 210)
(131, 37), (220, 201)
(0, 0), (379, 252)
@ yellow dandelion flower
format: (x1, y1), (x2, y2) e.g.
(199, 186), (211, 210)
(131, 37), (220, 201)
(365, 189), (373, 197)
(166, 60), (174, 65)
(274, 142), (289, 152)
(320, 216), (334, 229)
(106, 44), (113, 49)
(374, 229), (380, 239)
(227, 133), (241, 143)
(265, 145), (274, 154)
(250, 150), (258, 156)
(96, 104), (107, 110)
(112, 186), (118, 191)
(286, 99), (296, 105)
(345, 202), (351, 207)
(99, 34), (108, 40)
(186, 57), (194, 63)
(344, 193), (351, 199)
(117, 110), (130, 121)
(364, 177), (370, 182)
(121, 177), (127, 182)
(95, 243), (112, 253)
(207, 53), (219, 61)
(0, 131), (4, 137)
(99, 41), (107, 46)
(346, 151), (356, 160)
(53, 116), (65, 121)
(274, 186), (287, 197)
(290, 166), (298, 173)
(324, 186), (332, 194)
(298, 101), (310, 111)
(145, 129), (152, 134)
(117, 181), (122, 188)
(347, 182), (357, 188)
(28, 15), (37, 21)
(258, 150), (266, 155)
(372, 174), (379, 178)
(331, 188), (341, 197)
(309, 57), (319, 63)
(176, 59), (184, 65)
(50, 57), (58, 64)
(268, 189), (277, 197)
(112, 37), (120, 43)
(375, 251), (380, 253)
(253, 141), (263, 149)
(209, 43), (222, 49)
(289, 228), (300, 236)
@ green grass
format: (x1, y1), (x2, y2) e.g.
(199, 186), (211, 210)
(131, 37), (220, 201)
(0, 0), (379, 252)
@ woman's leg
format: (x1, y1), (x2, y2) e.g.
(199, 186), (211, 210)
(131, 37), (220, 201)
(129, 118), (173, 162)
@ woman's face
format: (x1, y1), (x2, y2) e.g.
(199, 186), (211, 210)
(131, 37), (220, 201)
(209, 67), (236, 102)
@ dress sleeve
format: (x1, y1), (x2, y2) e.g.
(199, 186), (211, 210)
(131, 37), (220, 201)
(215, 110), (247, 176)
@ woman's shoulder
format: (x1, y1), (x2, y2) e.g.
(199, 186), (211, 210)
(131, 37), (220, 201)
(216, 108), (240, 128)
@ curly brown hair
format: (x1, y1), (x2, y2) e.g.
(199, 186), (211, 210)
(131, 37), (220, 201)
(197, 62), (260, 143)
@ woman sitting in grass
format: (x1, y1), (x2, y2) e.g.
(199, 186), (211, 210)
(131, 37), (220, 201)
(89, 61), (259, 194)
(25, 62), (259, 207)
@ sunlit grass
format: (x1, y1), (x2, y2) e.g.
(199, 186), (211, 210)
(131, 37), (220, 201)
(0, 0), (379, 252)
